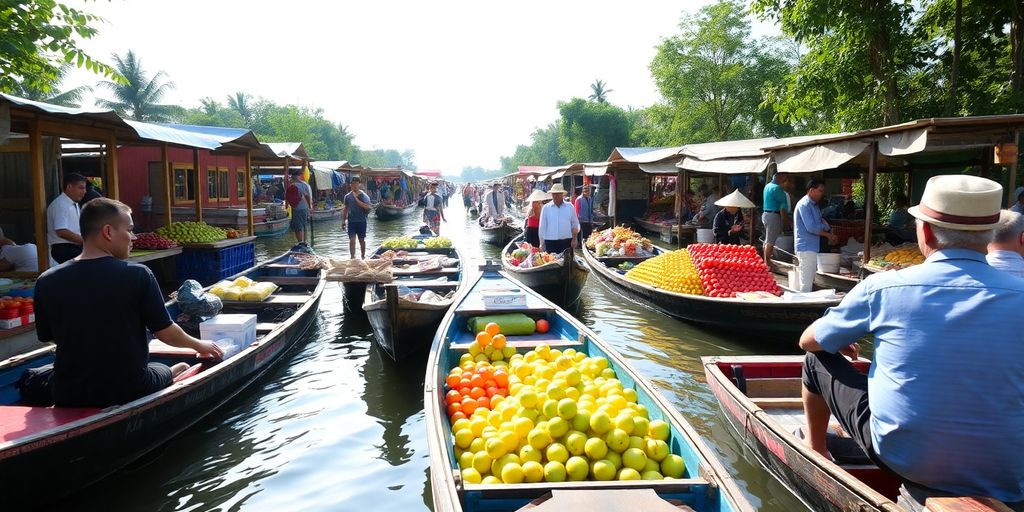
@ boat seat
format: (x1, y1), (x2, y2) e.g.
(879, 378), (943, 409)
(0, 406), (101, 442)
(451, 337), (582, 350)
(224, 294), (307, 307)
(149, 340), (199, 357)
(750, 397), (804, 408)
(745, 377), (803, 398)
(172, 363), (204, 383)
(516, 488), (695, 511)
(391, 268), (458, 277)
(259, 276), (320, 286)
(256, 322), (279, 333)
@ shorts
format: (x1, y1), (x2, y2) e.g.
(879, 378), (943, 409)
(142, 362), (174, 394)
(347, 221), (367, 239)
(424, 210), (441, 231)
(762, 211), (782, 245)
(801, 352), (879, 467)
(290, 211), (308, 232)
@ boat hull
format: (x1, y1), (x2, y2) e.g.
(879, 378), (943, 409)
(310, 208), (344, 221)
(769, 259), (858, 292)
(501, 237), (589, 308)
(375, 204), (417, 220)
(582, 247), (837, 338)
(479, 222), (521, 246)
(0, 253), (325, 507)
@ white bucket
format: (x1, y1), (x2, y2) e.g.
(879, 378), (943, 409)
(696, 229), (715, 244)
(817, 253), (841, 274)
(776, 235), (794, 253)
(787, 269), (799, 289)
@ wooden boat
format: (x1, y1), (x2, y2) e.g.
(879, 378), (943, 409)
(425, 266), (753, 512)
(500, 235), (589, 308)
(0, 251), (325, 508)
(479, 217), (522, 246)
(363, 242), (465, 362)
(375, 202), (418, 220)
(582, 245), (842, 339)
(310, 207), (344, 221)
(253, 216), (291, 236)
(768, 258), (859, 292)
(632, 217), (698, 244)
(703, 355), (902, 512)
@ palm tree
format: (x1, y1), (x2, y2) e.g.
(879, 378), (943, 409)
(97, 50), (178, 122)
(589, 79), (613, 103)
(11, 64), (92, 107)
(199, 97), (220, 115)
(227, 91), (253, 124)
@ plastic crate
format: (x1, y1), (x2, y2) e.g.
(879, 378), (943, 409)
(177, 243), (255, 284)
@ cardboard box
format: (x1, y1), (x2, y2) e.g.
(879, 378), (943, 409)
(200, 314), (257, 349)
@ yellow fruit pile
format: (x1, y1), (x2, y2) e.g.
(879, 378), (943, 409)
(871, 245), (924, 269)
(624, 249), (703, 295)
(450, 344), (687, 485)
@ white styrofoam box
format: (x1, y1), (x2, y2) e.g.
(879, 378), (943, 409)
(481, 292), (527, 309)
(200, 314), (257, 349)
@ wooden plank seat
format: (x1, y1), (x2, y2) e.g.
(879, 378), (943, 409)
(221, 294), (307, 308)
(0, 406), (101, 442)
(750, 397), (804, 408)
(451, 337), (582, 351)
(149, 339), (199, 357)
(390, 267), (459, 277)
(744, 377), (803, 398)
(517, 488), (694, 511)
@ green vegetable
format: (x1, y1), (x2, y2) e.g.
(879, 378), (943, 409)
(468, 314), (536, 335)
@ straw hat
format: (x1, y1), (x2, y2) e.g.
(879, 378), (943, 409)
(526, 189), (551, 203)
(908, 174), (1005, 231)
(714, 189), (755, 209)
(548, 183), (568, 194)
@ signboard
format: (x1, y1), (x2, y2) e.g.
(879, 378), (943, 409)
(615, 172), (650, 201)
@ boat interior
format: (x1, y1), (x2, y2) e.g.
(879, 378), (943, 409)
(365, 245), (462, 303)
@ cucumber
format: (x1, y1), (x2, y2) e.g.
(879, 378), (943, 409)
(468, 314), (536, 335)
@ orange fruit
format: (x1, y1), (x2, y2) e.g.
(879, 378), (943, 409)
(476, 332), (492, 347)
(491, 334), (507, 349)
(485, 322), (501, 336)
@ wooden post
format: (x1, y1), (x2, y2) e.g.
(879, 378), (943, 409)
(193, 149), (202, 222)
(676, 169), (685, 248)
(245, 151), (254, 236)
(29, 120), (49, 272)
(162, 144), (172, 228)
(862, 142), (879, 265)
(1008, 129), (1020, 206)
(106, 134), (119, 200)
(611, 170), (618, 227)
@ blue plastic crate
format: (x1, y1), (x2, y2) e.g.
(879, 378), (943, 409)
(177, 242), (255, 284)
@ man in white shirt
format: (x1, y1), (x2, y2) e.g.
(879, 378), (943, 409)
(47, 173), (88, 264)
(481, 183), (506, 221)
(986, 210), (1024, 278)
(0, 227), (54, 272)
(538, 183), (580, 254)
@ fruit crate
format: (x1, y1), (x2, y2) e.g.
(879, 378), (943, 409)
(177, 242), (255, 285)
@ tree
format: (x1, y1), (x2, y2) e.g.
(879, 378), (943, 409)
(651, 1), (794, 142)
(558, 98), (632, 163)
(97, 50), (179, 122)
(753, 0), (917, 128)
(588, 80), (613, 103)
(227, 92), (254, 125)
(9, 64), (92, 107)
(0, 1), (118, 96)
(500, 122), (563, 173)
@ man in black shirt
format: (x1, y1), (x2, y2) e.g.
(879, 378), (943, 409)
(35, 198), (222, 407)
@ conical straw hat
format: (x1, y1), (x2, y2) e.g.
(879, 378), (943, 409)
(714, 189), (755, 209)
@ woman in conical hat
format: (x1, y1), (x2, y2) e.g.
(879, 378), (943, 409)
(712, 189), (754, 244)
(524, 189), (550, 247)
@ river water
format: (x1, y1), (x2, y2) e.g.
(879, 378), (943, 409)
(63, 198), (814, 512)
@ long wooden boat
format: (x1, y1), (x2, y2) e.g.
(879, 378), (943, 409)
(479, 217), (522, 247)
(582, 245), (842, 339)
(375, 202), (418, 220)
(632, 217), (699, 244)
(363, 243), (465, 362)
(768, 258), (859, 293)
(703, 355), (903, 512)
(0, 251), (325, 508)
(500, 235), (589, 308)
(310, 207), (344, 221)
(425, 265), (753, 512)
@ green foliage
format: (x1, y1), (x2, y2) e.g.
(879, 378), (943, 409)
(8, 64), (92, 107)
(588, 80), (613, 103)
(356, 148), (416, 169)
(97, 50), (180, 122)
(0, 1), (119, 96)
(557, 98), (631, 162)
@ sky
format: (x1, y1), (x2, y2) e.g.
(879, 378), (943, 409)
(64, 0), (768, 175)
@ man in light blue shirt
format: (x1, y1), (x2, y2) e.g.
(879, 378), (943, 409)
(761, 172), (790, 264)
(793, 179), (837, 291)
(799, 175), (1024, 511)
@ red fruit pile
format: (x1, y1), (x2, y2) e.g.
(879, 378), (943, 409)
(132, 232), (178, 250)
(688, 243), (781, 298)
(444, 363), (510, 423)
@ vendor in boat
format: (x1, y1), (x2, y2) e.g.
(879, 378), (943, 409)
(798, 175), (1024, 511)
(712, 190), (753, 244)
(342, 177), (372, 259)
(573, 183), (596, 243)
(793, 179), (837, 292)
(0, 227), (55, 272)
(31, 198), (223, 408)
(986, 210), (1024, 278)
(524, 189), (550, 247)
(693, 185), (721, 227)
(422, 182), (446, 236)
(538, 183), (580, 254)
(481, 182), (507, 221)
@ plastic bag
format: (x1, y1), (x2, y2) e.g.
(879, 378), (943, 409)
(215, 337), (243, 359)
(176, 279), (224, 317)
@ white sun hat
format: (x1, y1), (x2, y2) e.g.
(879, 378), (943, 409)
(714, 189), (755, 209)
(526, 189), (551, 203)
(908, 174), (1005, 231)
(548, 183), (568, 194)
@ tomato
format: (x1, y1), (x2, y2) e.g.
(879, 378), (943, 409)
(535, 318), (550, 333)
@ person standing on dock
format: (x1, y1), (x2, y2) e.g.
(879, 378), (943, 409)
(422, 182), (446, 236)
(574, 183), (595, 244)
(793, 179), (837, 292)
(538, 183), (579, 254)
(286, 169), (313, 244)
(29, 198), (223, 407)
(761, 171), (791, 265)
(47, 173), (88, 264)
(799, 175), (1024, 511)
(342, 177), (372, 259)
